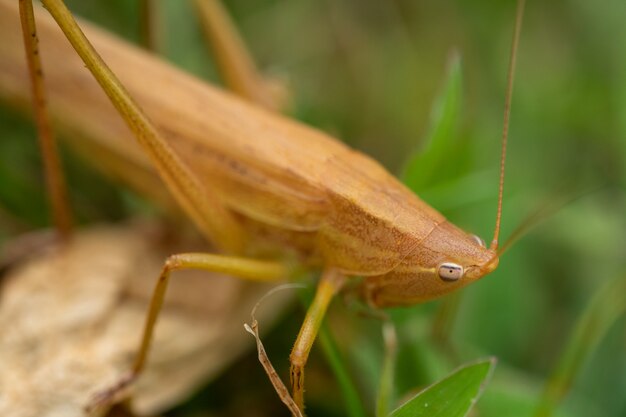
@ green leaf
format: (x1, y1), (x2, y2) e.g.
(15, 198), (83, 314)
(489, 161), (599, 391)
(401, 51), (463, 192)
(389, 358), (495, 417)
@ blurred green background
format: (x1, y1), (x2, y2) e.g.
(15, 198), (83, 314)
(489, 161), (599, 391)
(0, 0), (625, 416)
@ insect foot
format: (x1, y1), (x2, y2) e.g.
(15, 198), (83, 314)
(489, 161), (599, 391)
(85, 371), (137, 414)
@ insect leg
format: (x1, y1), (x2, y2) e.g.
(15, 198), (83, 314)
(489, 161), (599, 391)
(18, 0), (73, 239)
(193, 0), (287, 110)
(138, 0), (158, 51)
(87, 252), (290, 412)
(40, 0), (245, 254)
(289, 268), (347, 411)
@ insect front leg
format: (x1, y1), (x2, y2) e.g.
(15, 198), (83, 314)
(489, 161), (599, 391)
(289, 268), (347, 411)
(87, 252), (290, 412)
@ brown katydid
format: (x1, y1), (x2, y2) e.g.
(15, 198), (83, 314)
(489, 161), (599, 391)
(13, 0), (525, 414)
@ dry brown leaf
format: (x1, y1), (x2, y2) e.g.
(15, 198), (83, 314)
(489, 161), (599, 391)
(0, 222), (290, 416)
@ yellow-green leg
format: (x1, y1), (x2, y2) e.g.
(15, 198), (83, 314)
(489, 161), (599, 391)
(87, 252), (289, 411)
(40, 0), (244, 254)
(138, 0), (159, 52)
(289, 268), (347, 411)
(193, 0), (287, 111)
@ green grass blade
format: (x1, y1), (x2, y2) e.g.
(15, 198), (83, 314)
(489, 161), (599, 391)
(389, 358), (495, 417)
(376, 322), (398, 417)
(533, 274), (626, 417)
(401, 51), (462, 192)
(318, 322), (368, 417)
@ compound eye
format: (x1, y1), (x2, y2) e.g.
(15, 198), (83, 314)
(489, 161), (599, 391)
(438, 263), (464, 282)
(470, 234), (486, 248)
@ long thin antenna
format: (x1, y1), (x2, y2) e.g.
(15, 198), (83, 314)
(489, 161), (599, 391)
(490, 0), (525, 251)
